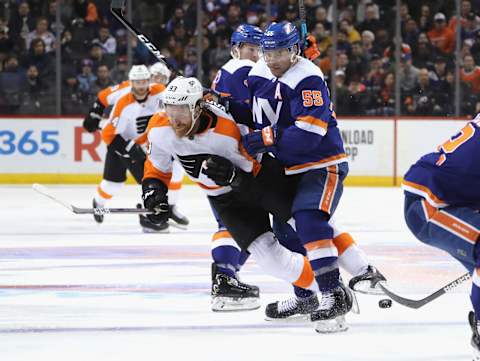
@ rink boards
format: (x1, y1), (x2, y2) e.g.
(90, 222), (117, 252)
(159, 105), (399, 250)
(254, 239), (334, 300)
(0, 116), (470, 185)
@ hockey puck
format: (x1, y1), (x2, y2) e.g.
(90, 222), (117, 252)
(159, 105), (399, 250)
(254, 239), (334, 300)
(378, 299), (392, 308)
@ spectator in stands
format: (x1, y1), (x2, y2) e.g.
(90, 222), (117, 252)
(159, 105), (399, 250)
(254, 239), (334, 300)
(359, 2), (382, 34)
(183, 47), (198, 77)
(418, 4), (433, 33)
(61, 29), (74, 64)
(62, 69), (85, 114)
(26, 17), (55, 53)
(312, 22), (331, 54)
(226, 3), (242, 33)
(429, 55), (449, 91)
(73, 0), (100, 28)
(313, 6), (331, 31)
(166, 7), (185, 33)
(403, 19), (419, 50)
(94, 25), (116, 54)
(364, 53), (384, 94)
(337, 29), (352, 55)
(0, 24), (14, 68)
(318, 44), (332, 75)
(448, 0), (472, 32)
(8, 1), (35, 48)
(22, 38), (54, 82)
(208, 33), (230, 69)
(345, 76), (369, 115)
(90, 64), (112, 98)
(334, 70), (350, 116)
(400, 53), (420, 93)
(77, 58), (97, 95)
(110, 55), (128, 84)
(349, 41), (369, 81)
(0, 55), (27, 112)
(461, 12), (479, 43)
(412, 32), (435, 69)
(406, 68), (441, 115)
(88, 40), (114, 70)
(340, 19), (361, 43)
(461, 54), (480, 94)
(283, 4), (298, 23)
(361, 30), (379, 60)
(428, 12), (455, 55)
(368, 71), (395, 116)
(46, 0), (66, 35)
(337, 52), (352, 83)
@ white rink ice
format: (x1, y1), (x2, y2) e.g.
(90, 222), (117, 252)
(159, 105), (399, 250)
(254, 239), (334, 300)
(0, 185), (473, 361)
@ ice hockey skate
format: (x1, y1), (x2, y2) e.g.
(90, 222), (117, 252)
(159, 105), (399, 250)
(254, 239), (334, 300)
(265, 292), (319, 322)
(311, 282), (353, 333)
(211, 268), (260, 312)
(168, 205), (189, 229)
(92, 198), (104, 224)
(137, 204), (169, 233)
(349, 265), (386, 295)
(469, 311), (480, 360)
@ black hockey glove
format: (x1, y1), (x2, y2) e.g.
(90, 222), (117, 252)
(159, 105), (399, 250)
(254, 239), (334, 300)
(202, 155), (250, 188)
(109, 135), (146, 164)
(83, 99), (105, 133)
(142, 178), (169, 224)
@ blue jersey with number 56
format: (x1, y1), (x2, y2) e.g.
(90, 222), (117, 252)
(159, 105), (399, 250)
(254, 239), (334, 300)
(403, 117), (480, 208)
(247, 57), (346, 174)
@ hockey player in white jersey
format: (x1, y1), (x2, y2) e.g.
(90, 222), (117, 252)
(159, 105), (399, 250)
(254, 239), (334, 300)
(143, 76), (354, 331)
(92, 65), (187, 231)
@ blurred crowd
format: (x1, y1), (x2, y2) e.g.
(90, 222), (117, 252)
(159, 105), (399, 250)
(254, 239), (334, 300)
(2, 0), (480, 116)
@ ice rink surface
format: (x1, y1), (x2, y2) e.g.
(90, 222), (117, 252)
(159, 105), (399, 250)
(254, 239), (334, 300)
(0, 185), (473, 361)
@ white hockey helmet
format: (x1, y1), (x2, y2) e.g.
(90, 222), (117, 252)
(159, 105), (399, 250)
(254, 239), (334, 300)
(128, 64), (150, 81)
(164, 77), (203, 114)
(149, 62), (171, 79)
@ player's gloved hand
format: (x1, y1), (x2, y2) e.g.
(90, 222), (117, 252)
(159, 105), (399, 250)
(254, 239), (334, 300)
(202, 155), (236, 186)
(83, 100), (105, 132)
(241, 126), (277, 156)
(126, 141), (146, 164)
(203, 87), (230, 112)
(304, 34), (320, 61)
(142, 178), (169, 224)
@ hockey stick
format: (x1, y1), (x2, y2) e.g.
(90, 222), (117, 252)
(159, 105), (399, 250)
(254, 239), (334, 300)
(298, 0), (308, 46)
(110, 0), (179, 74)
(33, 183), (151, 215)
(379, 272), (471, 309)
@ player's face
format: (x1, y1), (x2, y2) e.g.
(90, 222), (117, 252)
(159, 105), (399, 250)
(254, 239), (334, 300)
(131, 79), (149, 98)
(166, 104), (193, 137)
(263, 48), (294, 77)
(239, 44), (260, 62)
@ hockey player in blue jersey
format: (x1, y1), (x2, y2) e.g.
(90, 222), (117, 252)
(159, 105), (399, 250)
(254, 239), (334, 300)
(402, 115), (480, 358)
(207, 24), (264, 312)
(240, 22), (353, 331)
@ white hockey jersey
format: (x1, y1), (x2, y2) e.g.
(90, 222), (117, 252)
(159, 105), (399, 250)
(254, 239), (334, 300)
(102, 83), (165, 146)
(144, 104), (259, 196)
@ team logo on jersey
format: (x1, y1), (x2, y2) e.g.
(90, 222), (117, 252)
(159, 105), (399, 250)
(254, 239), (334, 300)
(252, 96), (282, 126)
(177, 153), (210, 178)
(283, 23), (294, 34)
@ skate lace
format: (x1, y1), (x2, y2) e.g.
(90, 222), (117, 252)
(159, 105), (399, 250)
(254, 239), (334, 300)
(319, 291), (335, 311)
(277, 297), (298, 313)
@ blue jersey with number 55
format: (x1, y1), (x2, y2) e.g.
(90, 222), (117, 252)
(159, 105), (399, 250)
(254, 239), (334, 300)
(403, 117), (480, 208)
(247, 57), (346, 174)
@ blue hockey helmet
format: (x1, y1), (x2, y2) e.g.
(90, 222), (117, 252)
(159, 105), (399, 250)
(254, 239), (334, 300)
(261, 22), (300, 51)
(230, 24), (263, 47)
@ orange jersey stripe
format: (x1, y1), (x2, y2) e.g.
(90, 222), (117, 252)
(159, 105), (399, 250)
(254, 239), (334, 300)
(149, 83), (166, 95)
(293, 256), (314, 289)
(101, 122), (116, 145)
(143, 157), (172, 185)
(146, 112), (170, 133)
(285, 153), (347, 172)
(333, 233), (355, 256)
(422, 200), (479, 243)
(304, 239), (334, 251)
(213, 118), (241, 142)
(402, 180), (446, 206)
(320, 165), (338, 214)
(97, 80), (130, 107)
(297, 115), (328, 130)
(212, 230), (232, 242)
